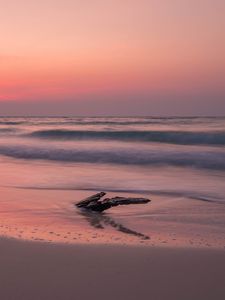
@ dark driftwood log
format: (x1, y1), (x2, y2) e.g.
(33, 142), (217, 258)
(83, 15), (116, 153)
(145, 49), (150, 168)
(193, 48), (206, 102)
(76, 192), (106, 208)
(75, 192), (150, 212)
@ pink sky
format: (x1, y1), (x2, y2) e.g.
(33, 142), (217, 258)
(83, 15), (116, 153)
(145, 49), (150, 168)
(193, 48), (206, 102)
(0, 0), (225, 115)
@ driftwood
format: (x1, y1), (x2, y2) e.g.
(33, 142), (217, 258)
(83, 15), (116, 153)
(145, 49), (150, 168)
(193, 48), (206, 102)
(76, 192), (150, 212)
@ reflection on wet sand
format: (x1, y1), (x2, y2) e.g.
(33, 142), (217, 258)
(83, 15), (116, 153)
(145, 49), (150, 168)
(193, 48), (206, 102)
(78, 209), (150, 240)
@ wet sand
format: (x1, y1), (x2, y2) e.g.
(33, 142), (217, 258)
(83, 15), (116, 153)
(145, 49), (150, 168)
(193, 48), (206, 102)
(0, 238), (225, 300)
(1, 186), (225, 300)
(1, 186), (225, 248)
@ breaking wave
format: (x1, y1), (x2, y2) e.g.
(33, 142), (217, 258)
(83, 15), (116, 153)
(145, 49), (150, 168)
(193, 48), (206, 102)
(0, 144), (225, 171)
(28, 129), (225, 146)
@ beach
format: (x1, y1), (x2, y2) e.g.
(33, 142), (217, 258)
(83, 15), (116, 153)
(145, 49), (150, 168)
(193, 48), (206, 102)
(0, 116), (225, 299)
(1, 238), (225, 300)
(0, 185), (225, 300)
(0, 186), (225, 248)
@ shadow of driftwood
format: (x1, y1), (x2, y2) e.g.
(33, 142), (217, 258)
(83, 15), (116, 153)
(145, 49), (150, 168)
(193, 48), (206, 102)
(78, 209), (150, 240)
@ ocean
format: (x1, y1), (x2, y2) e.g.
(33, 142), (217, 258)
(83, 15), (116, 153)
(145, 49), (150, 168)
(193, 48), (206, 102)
(0, 116), (225, 247)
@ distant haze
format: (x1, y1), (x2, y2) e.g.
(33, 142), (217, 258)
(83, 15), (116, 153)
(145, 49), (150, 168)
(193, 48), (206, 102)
(0, 0), (224, 116)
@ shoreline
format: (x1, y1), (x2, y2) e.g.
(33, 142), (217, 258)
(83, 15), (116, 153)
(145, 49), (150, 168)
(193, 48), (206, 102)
(1, 186), (225, 249)
(1, 233), (225, 250)
(0, 237), (225, 300)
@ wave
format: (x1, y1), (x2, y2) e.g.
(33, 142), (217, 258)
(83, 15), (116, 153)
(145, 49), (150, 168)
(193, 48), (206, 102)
(0, 121), (24, 125)
(1, 117), (225, 130)
(1, 116), (224, 126)
(24, 119), (205, 126)
(0, 128), (18, 134)
(0, 144), (225, 171)
(15, 186), (223, 203)
(28, 129), (225, 146)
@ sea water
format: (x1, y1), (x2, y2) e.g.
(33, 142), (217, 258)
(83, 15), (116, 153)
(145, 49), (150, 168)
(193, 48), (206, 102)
(0, 116), (225, 247)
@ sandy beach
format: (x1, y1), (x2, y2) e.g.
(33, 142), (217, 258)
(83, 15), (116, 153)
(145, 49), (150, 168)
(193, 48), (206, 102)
(0, 238), (225, 300)
(1, 186), (225, 300)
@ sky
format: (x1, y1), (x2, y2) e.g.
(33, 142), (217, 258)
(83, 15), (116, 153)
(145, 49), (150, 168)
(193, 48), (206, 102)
(0, 0), (225, 116)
